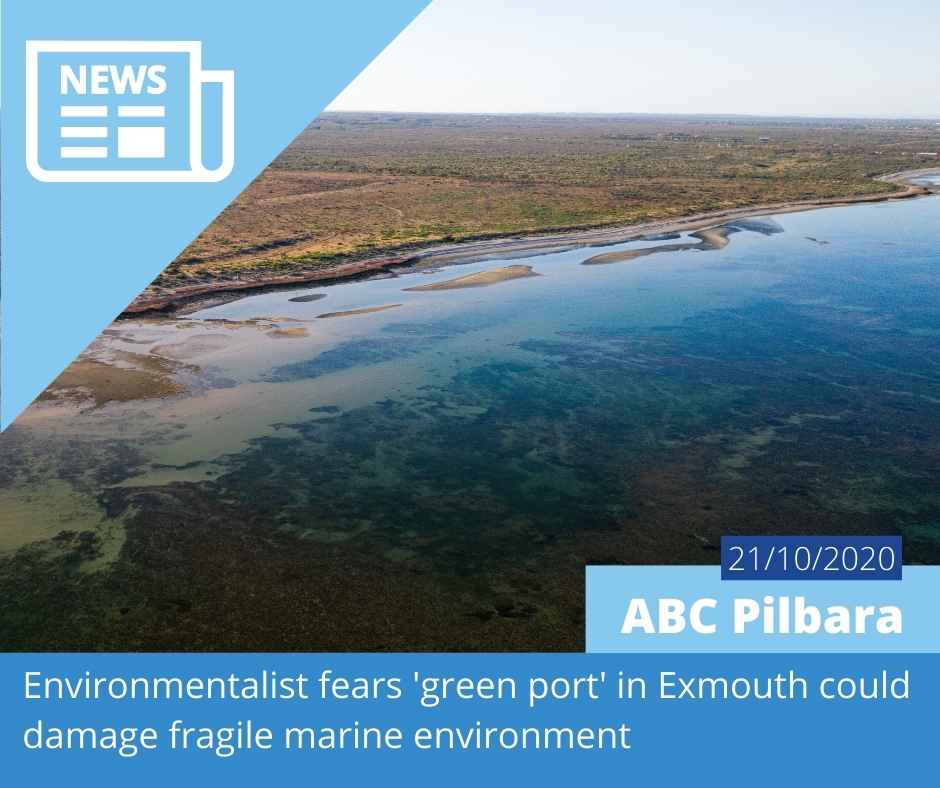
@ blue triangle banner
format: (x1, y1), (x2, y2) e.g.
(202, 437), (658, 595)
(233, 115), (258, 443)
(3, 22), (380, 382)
(1, 0), (429, 429)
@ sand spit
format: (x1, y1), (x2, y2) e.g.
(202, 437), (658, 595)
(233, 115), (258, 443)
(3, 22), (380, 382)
(584, 217), (790, 265)
(315, 304), (402, 319)
(582, 227), (735, 265)
(404, 265), (540, 291)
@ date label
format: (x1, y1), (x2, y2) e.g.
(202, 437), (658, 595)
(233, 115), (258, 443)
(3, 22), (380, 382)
(721, 536), (901, 580)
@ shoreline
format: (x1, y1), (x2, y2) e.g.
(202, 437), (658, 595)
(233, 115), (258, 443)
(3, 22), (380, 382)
(122, 169), (939, 318)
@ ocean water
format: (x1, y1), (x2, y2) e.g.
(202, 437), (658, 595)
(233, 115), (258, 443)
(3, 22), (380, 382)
(1, 193), (938, 650)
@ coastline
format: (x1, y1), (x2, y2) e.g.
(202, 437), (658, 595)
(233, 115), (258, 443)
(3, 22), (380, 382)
(123, 169), (939, 318)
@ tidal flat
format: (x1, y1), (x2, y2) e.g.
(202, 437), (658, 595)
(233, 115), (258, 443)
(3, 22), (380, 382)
(1, 190), (939, 651)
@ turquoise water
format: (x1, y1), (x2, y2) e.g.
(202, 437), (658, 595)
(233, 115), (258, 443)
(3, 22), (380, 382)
(1, 192), (939, 650)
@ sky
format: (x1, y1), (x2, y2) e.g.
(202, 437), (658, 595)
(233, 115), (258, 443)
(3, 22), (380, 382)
(330, 0), (940, 118)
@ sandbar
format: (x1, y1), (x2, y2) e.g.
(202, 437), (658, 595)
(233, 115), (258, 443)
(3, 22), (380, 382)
(267, 327), (311, 338)
(404, 265), (539, 291)
(315, 304), (402, 319)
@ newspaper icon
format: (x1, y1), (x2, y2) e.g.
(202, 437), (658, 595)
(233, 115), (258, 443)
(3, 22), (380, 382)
(25, 41), (234, 183)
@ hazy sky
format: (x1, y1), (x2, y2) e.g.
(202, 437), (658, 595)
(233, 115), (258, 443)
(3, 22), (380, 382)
(330, 0), (940, 118)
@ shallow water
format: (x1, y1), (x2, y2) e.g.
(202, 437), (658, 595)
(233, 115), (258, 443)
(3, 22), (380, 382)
(2, 192), (939, 650)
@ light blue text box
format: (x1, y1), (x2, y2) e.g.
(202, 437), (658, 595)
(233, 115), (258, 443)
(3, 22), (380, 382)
(586, 565), (940, 653)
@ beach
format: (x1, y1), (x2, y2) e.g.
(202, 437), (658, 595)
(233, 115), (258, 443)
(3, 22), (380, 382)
(123, 170), (936, 317)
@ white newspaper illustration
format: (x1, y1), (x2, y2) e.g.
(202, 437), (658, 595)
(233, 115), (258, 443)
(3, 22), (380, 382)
(26, 40), (234, 182)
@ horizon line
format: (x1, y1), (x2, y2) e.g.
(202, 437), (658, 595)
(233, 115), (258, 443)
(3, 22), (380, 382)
(322, 109), (940, 122)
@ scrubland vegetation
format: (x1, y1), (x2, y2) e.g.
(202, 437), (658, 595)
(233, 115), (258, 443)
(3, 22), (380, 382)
(156, 113), (940, 288)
